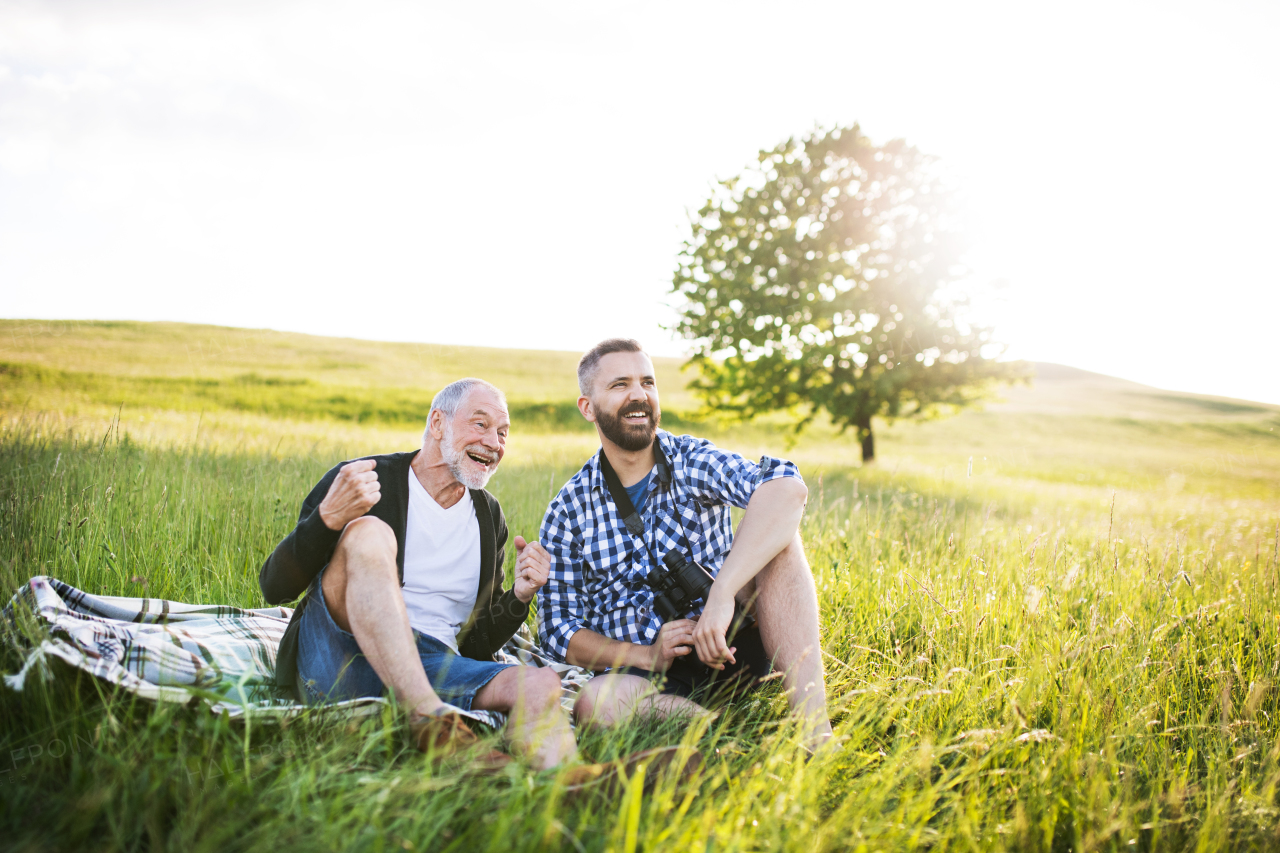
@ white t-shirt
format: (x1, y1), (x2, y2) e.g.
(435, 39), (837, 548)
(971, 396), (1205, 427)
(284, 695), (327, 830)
(402, 469), (481, 652)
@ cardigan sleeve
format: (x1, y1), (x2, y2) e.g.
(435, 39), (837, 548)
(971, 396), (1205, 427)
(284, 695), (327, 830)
(259, 462), (345, 604)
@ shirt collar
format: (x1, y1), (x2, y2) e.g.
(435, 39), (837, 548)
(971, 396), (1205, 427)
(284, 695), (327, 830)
(590, 430), (673, 495)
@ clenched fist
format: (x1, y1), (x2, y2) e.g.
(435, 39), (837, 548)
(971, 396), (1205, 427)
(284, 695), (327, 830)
(512, 535), (550, 603)
(318, 459), (381, 531)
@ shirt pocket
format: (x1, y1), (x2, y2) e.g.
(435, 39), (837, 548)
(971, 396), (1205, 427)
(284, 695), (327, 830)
(587, 553), (647, 597)
(588, 567), (659, 636)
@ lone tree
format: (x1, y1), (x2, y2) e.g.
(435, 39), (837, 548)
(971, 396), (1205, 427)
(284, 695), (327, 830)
(672, 124), (1026, 462)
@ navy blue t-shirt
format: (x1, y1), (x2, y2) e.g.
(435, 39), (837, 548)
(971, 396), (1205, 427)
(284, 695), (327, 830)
(624, 467), (654, 514)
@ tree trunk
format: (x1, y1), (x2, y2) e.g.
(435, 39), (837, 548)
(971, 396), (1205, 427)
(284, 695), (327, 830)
(856, 416), (875, 464)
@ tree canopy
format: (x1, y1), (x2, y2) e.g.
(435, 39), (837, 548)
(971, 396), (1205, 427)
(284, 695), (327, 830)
(671, 124), (1027, 461)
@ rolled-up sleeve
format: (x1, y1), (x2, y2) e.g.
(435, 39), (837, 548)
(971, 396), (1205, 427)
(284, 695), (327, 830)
(536, 501), (587, 663)
(678, 437), (804, 509)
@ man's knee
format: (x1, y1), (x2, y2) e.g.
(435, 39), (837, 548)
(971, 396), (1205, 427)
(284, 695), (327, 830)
(573, 676), (606, 722)
(335, 516), (397, 565)
(324, 517), (397, 618)
(529, 667), (565, 704)
(512, 667), (564, 714)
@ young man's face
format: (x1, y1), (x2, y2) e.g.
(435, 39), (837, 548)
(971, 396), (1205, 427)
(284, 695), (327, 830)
(434, 388), (509, 489)
(583, 350), (661, 452)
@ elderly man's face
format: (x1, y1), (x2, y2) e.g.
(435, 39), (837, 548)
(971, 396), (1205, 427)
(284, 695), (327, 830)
(438, 388), (509, 489)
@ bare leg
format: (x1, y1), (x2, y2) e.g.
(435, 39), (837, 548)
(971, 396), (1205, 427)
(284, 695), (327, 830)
(751, 534), (833, 748)
(574, 540), (830, 745)
(574, 673), (709, 728)
(473, 666), (576, 770)
(322, 516), (444, 718)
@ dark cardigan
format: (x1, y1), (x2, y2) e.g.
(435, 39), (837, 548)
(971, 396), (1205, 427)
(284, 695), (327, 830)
(260, 450), (529, 694)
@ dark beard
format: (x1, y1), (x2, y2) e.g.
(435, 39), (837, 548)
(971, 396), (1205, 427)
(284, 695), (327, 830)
(596, 400), (660, 451)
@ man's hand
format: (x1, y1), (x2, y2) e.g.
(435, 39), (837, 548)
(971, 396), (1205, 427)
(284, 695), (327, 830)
(691, 592), (737, 670)
(318, 459), (381, 531)
(512, 536), (550, 603)
(647, 618), (699, 672)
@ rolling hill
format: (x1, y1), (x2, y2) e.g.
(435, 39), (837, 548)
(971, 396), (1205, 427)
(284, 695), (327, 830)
(2, 319), (1277, 503)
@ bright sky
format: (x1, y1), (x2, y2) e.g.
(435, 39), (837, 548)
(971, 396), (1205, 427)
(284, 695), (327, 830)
(2, 1), (1277, 404)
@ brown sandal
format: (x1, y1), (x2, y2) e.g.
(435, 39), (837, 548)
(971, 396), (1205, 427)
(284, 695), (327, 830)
(409, 709), (480, 755)
(410, 709), (513, 773)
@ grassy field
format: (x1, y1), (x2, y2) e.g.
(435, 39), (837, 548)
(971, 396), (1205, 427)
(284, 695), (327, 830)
(2, 320), (1279, 852)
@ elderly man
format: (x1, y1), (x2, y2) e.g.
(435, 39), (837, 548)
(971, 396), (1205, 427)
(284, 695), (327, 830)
(538, 340), (834, 750)
(260, 378), (581, 770)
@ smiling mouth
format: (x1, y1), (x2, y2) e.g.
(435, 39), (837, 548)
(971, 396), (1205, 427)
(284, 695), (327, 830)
(622, 409), (650, 424)
(466, 450), (494, 466)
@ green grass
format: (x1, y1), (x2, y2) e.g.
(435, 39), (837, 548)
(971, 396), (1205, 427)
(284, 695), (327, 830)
(2, 321), (1280, 851)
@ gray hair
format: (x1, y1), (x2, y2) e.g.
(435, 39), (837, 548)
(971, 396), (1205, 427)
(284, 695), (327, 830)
(577, 338), (644, 395)
(426, 378), (507, 436)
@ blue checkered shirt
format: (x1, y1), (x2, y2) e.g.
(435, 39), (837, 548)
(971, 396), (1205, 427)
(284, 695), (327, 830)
(536, 430), (803, 663)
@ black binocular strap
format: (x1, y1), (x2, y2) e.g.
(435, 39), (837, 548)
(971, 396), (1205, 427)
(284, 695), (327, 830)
(598, 445), (696, 562)
(597, 450), (646, 537)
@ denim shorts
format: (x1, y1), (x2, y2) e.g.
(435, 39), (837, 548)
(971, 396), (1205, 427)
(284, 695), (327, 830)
(294, 570), (513, 711)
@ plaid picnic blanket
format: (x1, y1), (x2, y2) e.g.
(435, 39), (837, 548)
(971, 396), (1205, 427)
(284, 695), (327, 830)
(2, 576), (593, 728)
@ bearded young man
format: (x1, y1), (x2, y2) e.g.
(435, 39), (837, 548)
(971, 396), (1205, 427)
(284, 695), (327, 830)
(260, 378), (683, 780)
(537, 340), (834, 750)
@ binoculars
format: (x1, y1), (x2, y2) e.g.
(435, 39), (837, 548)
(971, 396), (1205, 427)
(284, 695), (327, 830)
(645, 551), (755, 648)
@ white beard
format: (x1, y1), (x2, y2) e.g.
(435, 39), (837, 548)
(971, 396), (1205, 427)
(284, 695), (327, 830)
(441, 422), (496, 490)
